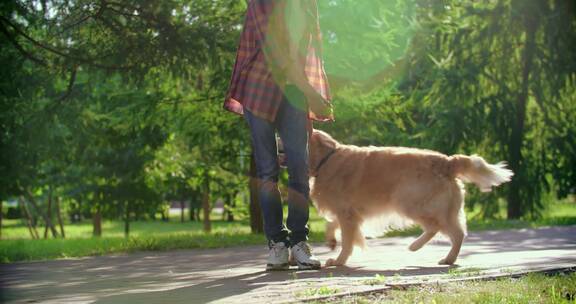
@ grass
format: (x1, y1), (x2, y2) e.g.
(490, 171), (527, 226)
(0, 228), (275, 263)
(385, 199), (576, 237)
(384, 216), (576, 238)
(1, 200), (575, 263)
(0, 210), (327, 263)
(297, 286), (341, 298)
(362, 274), (388, 286)
(1, 217), (256, 239)
(311, 272), (576, 304)
(446, 267), (485, 278)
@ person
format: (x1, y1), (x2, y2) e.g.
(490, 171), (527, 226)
(224, 0), (333, 271)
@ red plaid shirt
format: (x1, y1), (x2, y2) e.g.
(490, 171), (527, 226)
(224, 0), (332, 122)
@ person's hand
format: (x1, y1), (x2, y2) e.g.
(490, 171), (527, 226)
(306, 90), (332, 118)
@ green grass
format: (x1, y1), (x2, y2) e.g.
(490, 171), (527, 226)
(1, 218), (253, 239)
(298, 286), (341, 298)
(362, 274), (388, 285)
(0, 210), (327, 263)
(385, 200), (576, 237)
(447, 267), (485, 278)
(314, 272), (576, 304)
(1, 201), (575, 263)
(0, 229), (312, 263)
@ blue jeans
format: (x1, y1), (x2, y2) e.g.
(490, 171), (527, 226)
(244, 86), (310, 247)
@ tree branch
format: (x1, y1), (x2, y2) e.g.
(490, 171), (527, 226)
(0, 15), (134, 70)
(0, 21), (47, 66)
(57, 66), (78, 103)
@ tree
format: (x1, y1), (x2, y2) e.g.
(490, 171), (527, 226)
(388, 0), (575, 218)
(317, 0), (575, 219)
(0, 0), (247, 234)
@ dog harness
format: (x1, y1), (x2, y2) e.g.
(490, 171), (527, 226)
(312, 148), (337, 177)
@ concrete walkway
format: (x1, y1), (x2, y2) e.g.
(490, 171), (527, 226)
(1, 226), (575, 304)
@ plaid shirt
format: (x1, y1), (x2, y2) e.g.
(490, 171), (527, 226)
(224, 0), (332, 122)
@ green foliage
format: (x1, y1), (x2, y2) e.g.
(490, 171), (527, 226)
(319, 0), (417, 83)
(0, 0), (248, 226)
(0, 0), (574, 234)
(318, 0), (575, 219)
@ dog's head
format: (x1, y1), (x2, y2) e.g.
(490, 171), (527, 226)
(309, 129), (339, 176)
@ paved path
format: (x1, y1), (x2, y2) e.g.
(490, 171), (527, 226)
(1, 226), (575, 304)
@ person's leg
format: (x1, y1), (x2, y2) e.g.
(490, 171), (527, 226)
(243, 109), (289, 245)
(276, 85), (310, 247)
(277, 87), (320, 270)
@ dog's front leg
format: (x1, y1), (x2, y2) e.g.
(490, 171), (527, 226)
(325, 210), (360, 267)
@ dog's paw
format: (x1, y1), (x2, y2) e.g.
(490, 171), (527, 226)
(326, 239), (337, 250)
(438, 258), (456, 265)
(325, 258), (341, 267)
(408, 243), (421, 252)
(326, 259), (344, 267)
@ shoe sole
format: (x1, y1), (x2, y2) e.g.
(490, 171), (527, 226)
(266, 263), (289, 271)
(296, 262), (321, 270)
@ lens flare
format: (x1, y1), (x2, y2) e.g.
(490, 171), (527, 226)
(316, 0), (417, 86)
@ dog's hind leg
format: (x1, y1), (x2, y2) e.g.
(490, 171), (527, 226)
(438, 221), (465, 265)
(325, 220), (339, 250)
(325, 210), (361, 267)
(409, 229), (438, 252)
(438, 182), (467, 265)
(353, 228), (366, 249)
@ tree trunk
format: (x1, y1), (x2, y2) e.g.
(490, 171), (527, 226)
(189, 199), (196, 221)
(0, 199), (3, 239)
(202, 173), (211, 233)
(222, 197), (227, 221)
(19, 196), (39, 239)
(70, 197), (82, 223)
(44, 188), (54, 239)
(55, 196), (65, 238)
(93, 205), (102, 237)
(249, 152), (264, 234)
(507, 10), (539, 219)
(78, 197), (83, 222)
(25, 189), (58, 238)
(226, 193), (235, 222)
(180, 200), (185, 223)
(190, 191), (200, 221)
(124, 201), (130, 238)
(161, 207), (168, 222)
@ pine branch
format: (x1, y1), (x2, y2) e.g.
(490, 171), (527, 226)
(0, 21), (47, 66)
(57, 66), (78, 103)
(0, 15), (134, 70)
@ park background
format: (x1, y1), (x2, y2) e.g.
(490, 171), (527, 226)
(0, 0), (575, 263)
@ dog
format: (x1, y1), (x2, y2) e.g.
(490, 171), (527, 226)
(308, 130), (513, 266)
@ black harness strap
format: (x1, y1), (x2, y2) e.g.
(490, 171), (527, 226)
(313, 149), (337, 177)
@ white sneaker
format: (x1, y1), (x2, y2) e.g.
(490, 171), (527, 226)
(291, 241), (321, 270)
(266, 241), (289, 271)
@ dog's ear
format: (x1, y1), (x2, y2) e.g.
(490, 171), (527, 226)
(312, 129), (337, 149)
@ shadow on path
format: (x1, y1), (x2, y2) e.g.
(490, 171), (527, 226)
(1, 226), (575, 303)
(94, 265), (456, 304)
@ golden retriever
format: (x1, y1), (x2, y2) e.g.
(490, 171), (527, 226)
(308, 130), (513, 266)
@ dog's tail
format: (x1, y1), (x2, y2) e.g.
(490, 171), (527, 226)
(450, 154), (513, 192)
